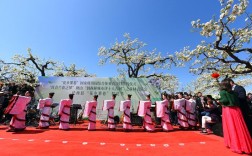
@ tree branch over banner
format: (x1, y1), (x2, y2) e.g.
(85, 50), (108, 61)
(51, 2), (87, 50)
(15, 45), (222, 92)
(98, 33), (178, 92)
(54, 63), (96, 77)
(25, 48), (56, 76)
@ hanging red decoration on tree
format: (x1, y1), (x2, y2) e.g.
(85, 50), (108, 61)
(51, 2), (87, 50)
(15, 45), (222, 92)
(211, 72), (220, 79)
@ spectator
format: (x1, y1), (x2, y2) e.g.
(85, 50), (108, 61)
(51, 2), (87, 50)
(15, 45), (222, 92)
(1, 83), (9, 95)
(226, 78), (252, 136)
(200, 100), (221, 134)
(169, 94), (178, 126)
(9, 82), (18, 96)
(219, 79), (252, 154)
(247, 93), (252, 114)
(195, 92), (206, 127)
(0, 92), (4, 122)
(20, 84), (30, 96)
(206, 95), (218, 105)
(0, 83), (3, 91)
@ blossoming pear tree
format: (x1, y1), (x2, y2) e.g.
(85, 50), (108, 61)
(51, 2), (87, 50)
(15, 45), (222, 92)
(98, 33), (178, 92)
(0, 48), (93, 86)
(54, 63), (96, 77)
(176, 0), (252, 93)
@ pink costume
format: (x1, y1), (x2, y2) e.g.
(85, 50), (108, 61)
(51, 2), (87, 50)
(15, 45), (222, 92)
(119, 100), (132, 130)
(138, 101), (154, 131)
(156, 99), (173, 131)
(174, 99), (189, 128)
(58, 99), (72, 130)
(37, 98), (53, 128)
(222, 107), (252, 154)
(9, 95), (31, 131)
(103, 100), (116, 129)
(185, 99), (197, 127)
(83, 101), (97, 130)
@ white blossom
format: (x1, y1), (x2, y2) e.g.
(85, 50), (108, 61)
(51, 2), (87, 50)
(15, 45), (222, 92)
(176, 0), (252, 92)
(98, 33), (177, 91)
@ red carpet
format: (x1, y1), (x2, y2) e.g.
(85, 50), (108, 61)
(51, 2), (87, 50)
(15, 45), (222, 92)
(0, 122), (242, 156)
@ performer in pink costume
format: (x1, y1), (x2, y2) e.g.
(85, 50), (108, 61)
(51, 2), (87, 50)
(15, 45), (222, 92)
(37, 92), (55, 129)
(58, 94), (74, 130)
(7, 91), (32, 132)
(119, 94), (132, 131)
(156, 92), (173, 131)
(174, 92), (189, 129)
(138, 94), (155, 132)
(83, 95), (98, 131)
(103, 94), (116, 130)
(185, 96), (197, 128)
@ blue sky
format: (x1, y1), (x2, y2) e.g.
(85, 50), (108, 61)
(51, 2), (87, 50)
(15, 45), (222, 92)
(0, 0), (246, 90)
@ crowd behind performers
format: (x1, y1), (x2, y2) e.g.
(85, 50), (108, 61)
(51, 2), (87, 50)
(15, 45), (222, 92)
(0, 83), (35, 125)
(0, 79), (252, 154)
(0, 82), (252, 130)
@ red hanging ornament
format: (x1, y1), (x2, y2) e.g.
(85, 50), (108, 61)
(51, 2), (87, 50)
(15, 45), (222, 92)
(211, 72), (220, 79)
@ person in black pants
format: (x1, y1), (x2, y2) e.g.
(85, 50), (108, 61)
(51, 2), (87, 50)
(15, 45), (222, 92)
(195, 92), (206, 127)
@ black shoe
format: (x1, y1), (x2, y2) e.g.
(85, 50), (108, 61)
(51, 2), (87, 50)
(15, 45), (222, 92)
(59, 128), (70, 131)
(36, 126), (49, 129)
(194, 126), (199, 130)
(6, 128), (15, 132)
(179, 126), (184, 129)
(108, 128), (116, 131)
(124, 129), (131, 132)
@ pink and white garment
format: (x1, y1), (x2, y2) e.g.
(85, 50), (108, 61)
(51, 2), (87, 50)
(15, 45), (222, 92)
(174, 99), (189, 128)
(83, 101), (97, 130)
(9, 95), (31, 130)
(119, 100), (132, 130)
(58, 99), (72, 130)
(185, 99), (197, 127)
(138, 101), (154, 131)
(37, 98), (53, 128)
(156, 99), (173, 131)
(103, 100), (116, 129)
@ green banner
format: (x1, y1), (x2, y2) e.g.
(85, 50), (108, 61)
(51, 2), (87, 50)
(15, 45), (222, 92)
(35, 76), (161, 120)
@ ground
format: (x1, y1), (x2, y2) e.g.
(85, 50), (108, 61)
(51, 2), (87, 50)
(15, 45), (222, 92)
(0, 122), (242, 156)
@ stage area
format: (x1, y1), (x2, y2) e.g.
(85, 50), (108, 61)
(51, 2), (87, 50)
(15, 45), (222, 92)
(0, 122), (241, 156)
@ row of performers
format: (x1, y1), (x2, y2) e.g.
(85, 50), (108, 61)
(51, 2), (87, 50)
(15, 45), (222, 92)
(4, 91), (197, 132)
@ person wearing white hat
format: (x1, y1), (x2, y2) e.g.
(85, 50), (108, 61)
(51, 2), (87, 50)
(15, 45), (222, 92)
(83, 95), (98, 131)
(174, 92), (189, 129)
(138, 94), (155, 132)
(156, 92), (173, 131)
(58, 94), (74, 130)
(103, 94), (117, 130)
(119, 94), (132, 131)
(6, 91), (32, 132)
(36, 92), (55, 129)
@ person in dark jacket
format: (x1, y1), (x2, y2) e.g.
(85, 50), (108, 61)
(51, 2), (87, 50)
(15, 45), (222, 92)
(226, 78), (252, 136)
(219, 79), (252, 154)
